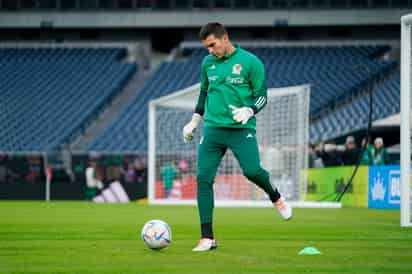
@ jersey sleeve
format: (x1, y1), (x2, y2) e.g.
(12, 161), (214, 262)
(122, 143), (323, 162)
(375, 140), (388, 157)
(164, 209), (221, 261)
(248, 57), (267, 114)
(194, 58), (209, 116)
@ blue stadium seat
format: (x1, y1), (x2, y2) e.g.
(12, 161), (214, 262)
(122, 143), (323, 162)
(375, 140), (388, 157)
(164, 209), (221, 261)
(310, 71), (400, 143)
(0, 47), (136, 151)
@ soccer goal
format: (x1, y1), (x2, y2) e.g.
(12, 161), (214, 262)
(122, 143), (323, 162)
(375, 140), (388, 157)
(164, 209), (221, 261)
(401, 14), (412, 227)
(148, 83), (339, 208)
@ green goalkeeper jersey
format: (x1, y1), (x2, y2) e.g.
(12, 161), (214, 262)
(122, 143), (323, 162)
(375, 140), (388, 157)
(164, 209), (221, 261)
(195, 45), (267, 129)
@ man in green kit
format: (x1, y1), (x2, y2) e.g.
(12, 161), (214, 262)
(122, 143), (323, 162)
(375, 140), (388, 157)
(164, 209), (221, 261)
(183, 22), (292, 252)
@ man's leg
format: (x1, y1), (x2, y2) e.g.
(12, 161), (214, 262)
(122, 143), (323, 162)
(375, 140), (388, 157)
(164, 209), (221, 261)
(229, 128), (292, 220)
(196, 128), (226, 240)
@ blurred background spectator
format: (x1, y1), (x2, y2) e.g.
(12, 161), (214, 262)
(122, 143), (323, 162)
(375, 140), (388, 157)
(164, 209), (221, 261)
(369, 137), (389, 165)
(160, 161), (178, 198)
(340, 136), (360, 166)
(85, 160), (104, 200)
(315, 141), (342, 167)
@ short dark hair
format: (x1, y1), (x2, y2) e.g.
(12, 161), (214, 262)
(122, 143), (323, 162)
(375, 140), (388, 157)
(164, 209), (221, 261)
(199, 22), (227, 40)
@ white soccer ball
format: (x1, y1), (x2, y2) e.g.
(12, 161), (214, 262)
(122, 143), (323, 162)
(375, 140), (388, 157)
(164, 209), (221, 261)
(141, 219), (172, 250)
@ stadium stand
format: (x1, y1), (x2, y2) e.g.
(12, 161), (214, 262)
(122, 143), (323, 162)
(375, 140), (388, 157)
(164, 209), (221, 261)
(0, 47), (136, 151)
(239, 46), (395, 115)
(310, 70), (400, 142)
(89, 44), (397, 151)
(88, 60), (199, 152)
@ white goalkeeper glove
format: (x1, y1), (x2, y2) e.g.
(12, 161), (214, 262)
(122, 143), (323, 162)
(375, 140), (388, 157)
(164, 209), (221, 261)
(229, 105), (254, 124)
(183, 113), (202, 143)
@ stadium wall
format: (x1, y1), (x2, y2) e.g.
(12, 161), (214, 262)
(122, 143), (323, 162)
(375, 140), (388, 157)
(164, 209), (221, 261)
(0, 9), (408, 28)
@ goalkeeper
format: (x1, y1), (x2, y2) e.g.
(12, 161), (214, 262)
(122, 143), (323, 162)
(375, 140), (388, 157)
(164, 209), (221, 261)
(183, 22), (292, 252)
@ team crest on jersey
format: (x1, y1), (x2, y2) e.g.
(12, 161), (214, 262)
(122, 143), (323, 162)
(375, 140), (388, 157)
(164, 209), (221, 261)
(232, 64), (242, 75)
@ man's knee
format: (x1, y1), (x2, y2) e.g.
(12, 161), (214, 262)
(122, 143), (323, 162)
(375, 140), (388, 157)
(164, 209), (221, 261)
(243, 167), (265, 180)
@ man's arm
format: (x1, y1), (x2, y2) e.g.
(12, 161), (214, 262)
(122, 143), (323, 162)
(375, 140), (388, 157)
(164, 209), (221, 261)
(195, 90), (207, 116)
(230, 57), (267, 124)
(248, 57), (267, 114)
(183, 60), (208, 143)
(194, 60), (209, 115)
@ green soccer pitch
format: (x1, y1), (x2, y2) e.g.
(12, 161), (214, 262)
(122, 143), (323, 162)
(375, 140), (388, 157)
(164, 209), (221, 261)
(0, 201), (411, 274)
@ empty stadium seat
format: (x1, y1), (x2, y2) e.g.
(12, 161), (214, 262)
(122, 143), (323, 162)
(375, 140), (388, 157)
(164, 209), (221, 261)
(310, 71), (400, 143)
(0, 47), (136, 151)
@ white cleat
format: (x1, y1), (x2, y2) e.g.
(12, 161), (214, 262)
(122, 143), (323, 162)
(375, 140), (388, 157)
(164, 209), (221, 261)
(274, 197), (292, 220)
(192, 238), (218, 252)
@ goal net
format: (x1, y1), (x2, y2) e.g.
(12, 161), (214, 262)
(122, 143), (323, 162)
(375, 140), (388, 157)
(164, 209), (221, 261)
(148, 83), (311, 207)
(401, 14), (412, 227)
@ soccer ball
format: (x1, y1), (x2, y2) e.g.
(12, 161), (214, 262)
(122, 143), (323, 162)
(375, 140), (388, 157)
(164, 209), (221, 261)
(141, 219), (172, 250)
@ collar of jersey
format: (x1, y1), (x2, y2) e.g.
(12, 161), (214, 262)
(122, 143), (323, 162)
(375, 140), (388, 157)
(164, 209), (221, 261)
(222, 44), (239, 60)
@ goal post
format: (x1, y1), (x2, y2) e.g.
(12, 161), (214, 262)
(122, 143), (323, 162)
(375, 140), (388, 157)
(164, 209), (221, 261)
(148, 83), (340, 208)
(148, 84), (201, 205)
(401, 14), (412, 227)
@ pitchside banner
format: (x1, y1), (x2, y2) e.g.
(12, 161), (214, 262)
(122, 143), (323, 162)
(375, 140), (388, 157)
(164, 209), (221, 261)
(305, 165), (401, 209)
(368, 165), (400, 209)
(305, 166), (368, 207)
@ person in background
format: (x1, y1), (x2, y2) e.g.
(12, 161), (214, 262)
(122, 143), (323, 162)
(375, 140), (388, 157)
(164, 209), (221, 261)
(308, 144), (324, 168)
(360, 136), (373, 165)
(177, 159), (191, 181)
(315, 141), (342, 167)
(160, 161), (178, 198)
(134, 157), (147, 184)
(340, 136), (360, 166)
(123, 160), (136, 184)
(85, 161), (104, 200)
(369, 137), (389, 165)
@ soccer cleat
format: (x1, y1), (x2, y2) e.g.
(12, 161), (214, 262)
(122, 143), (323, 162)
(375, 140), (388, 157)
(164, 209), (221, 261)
(274, 197), (292, 220)
(192, 238), (218, 252)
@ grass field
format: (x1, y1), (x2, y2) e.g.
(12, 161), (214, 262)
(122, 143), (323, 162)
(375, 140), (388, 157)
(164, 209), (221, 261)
(0, 201), (411, 274)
